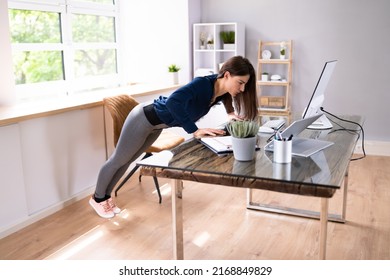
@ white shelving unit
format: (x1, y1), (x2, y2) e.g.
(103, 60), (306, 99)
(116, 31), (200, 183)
(193, 22), (245, 77)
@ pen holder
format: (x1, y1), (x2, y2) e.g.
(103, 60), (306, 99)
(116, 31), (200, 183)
(273, 138), (292, 163)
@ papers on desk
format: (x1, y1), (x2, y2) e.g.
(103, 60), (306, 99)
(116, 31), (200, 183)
(200, 136), (260, 155)
(200, 136), (233, 154)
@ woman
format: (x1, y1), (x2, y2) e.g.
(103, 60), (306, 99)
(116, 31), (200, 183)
(90, 56), (258, 218)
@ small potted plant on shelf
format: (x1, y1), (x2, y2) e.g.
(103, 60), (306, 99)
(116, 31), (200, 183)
(226, 119), (259, 161)
(280, 41), (287, 59)
(168, 64), (180, 84)
(207, 35), (214, 49)
(220, 30), (235, 50)
(261, 72), (269, 81)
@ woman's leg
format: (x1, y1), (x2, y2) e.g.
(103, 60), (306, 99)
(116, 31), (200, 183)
(94, 103), (165, 199)
(103, 128), (162, 196)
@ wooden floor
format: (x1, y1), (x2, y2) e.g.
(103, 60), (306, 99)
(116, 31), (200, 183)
(0, 155), (389, 260)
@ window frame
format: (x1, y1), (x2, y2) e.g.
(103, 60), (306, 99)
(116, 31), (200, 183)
(8, 0), (122, 101)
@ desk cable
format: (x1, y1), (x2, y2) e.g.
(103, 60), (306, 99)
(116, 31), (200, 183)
(320, 107), (366, 161)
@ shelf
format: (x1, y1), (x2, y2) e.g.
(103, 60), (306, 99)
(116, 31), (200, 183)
(257, 81), (289, 86)
(215, 49), (237, 53)
(194, 49), (215, 52)
(258, 107), (291, 112)
(259, 59), (291, 64)
(257, 40), (293, 121)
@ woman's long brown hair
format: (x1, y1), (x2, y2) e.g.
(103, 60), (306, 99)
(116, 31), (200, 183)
(217, 56), (258, 120)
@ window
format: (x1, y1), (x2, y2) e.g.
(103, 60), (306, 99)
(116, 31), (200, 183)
(8, 0), (121, 101)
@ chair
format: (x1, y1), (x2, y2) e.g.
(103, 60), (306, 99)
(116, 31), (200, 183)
(103, 94), (185, 203)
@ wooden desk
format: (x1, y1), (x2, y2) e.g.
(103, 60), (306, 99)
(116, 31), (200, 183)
(137, 115), (362, 260)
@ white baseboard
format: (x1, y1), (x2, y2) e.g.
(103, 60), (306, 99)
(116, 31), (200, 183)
(354, 140), (390, 157)
(0, 186), (95, 239)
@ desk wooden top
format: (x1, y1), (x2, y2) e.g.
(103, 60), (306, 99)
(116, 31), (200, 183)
(139, 115), (362, 198)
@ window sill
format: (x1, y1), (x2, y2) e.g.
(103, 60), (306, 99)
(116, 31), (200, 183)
(0, 83), (181, 127)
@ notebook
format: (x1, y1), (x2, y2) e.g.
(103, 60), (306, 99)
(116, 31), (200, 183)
(264, 114), (334, 157)
(200, 136), (260, 155)
(200, 136), (233, 154)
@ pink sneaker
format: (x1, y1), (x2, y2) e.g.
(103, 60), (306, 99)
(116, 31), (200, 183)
(89, 197), (114, 219)
(107, 197), (121, 214)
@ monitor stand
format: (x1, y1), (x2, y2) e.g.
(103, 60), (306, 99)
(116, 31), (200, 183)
(307, 114), (333, 130)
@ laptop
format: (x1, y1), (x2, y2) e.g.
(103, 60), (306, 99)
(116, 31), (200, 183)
(264, 114), (334, 157)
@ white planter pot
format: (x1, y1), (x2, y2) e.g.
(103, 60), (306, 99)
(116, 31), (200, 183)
(280, 54), (286, 60)
(261, 74), (269, 81)
(223, 43), (235, 50)
(170, 72), (179, 84)
(231, 136), (257, 161)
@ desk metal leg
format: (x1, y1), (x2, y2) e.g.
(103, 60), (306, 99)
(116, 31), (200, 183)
(319, 197), (329, 260)
(171, 179), (184, 260)
(246, 168), (349, 223)
(341, 168), (349, 221)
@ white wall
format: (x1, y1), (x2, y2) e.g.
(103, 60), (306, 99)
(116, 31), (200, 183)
(19, 108), (106, 214)
(120, 0), (193, 85)
(0, 124), (27, 230)
(200, 0), (390, 141)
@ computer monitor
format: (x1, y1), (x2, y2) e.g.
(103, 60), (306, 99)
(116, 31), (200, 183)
(302, 60), (337, 129)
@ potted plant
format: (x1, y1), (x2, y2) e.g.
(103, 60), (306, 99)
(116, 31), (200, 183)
(280, 41), (286, 59)
(168, 64), (180, 84)
(226, 120), (259, 161)
(207, 35), (214, 49)
(220, 30), (235, 50)
(261, 72), (269, 81)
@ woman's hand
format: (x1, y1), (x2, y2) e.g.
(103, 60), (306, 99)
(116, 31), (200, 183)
(193, 128), (226, 138)
(227, 112), (245, 121)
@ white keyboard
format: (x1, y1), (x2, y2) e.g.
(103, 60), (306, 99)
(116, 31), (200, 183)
(262, 119), (285, 130)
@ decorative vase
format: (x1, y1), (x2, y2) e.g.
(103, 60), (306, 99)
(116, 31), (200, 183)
(231, 136), (257, 161)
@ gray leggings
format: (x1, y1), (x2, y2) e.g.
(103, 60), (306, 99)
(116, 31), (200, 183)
(94, 102), (168, 199)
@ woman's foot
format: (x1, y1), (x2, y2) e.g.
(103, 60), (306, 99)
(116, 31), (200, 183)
(89, 196), (115, 218)
(107, 197), (121, 214)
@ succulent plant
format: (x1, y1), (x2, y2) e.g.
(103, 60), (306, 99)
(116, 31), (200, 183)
(220, 31), (235, 44)
(226, 120), (259, 138)
(168, 64), (180, 72)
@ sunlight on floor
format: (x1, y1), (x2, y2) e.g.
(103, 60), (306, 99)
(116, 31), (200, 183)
(117, 209), (131, 220)
(192, 231), (210, 247)
(46, 225), (103, 260)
